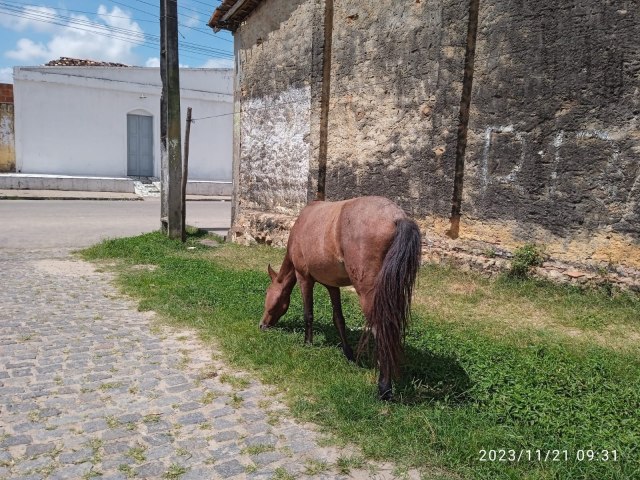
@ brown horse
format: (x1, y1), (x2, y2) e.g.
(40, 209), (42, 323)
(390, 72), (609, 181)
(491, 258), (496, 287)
(259, 196), (421, 400)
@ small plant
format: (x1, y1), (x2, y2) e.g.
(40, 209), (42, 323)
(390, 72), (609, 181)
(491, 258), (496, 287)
(126, 444), (147, 463)
(336, 455), (366, 474)
(229, 393), (244, 408)
(164, 463), (188, 479)
(245, 464), (258, 473)
(200, 391), (217, 404)
(219, 373), (250, 389)
(484, 247), (497, 258)
(303, 459), (328, 475)
(118, 464), (135, 478)
(272, 467), (296, 480)
(242, 444), (275, 455)
(509, 243), (544, 278)
(143, 414), (161, 424)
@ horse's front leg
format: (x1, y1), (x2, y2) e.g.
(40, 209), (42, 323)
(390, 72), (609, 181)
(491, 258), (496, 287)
(297, 274), (315, 345)
(326, 286), (354, 362)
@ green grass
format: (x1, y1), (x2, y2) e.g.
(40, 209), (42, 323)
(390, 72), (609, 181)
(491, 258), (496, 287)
(80, 231), (640, 480)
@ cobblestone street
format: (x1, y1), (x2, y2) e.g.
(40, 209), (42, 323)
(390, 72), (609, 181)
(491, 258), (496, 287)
(0, 248), (407, 480)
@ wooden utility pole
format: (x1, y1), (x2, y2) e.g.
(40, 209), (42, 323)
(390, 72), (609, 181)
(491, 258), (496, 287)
(160, 0), (183, 239)
(181, 107), (192, 242)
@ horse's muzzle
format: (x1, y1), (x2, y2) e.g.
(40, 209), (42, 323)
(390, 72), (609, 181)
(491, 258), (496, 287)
(259, 323), (270, 331)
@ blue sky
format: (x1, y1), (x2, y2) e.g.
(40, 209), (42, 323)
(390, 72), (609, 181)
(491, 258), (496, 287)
(0, 0), (234, 83)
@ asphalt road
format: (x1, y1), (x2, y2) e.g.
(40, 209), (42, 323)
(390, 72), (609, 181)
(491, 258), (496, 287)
(0, 198), (231, 249)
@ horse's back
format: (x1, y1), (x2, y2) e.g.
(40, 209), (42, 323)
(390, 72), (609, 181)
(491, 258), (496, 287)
(288, 197), (406, 287)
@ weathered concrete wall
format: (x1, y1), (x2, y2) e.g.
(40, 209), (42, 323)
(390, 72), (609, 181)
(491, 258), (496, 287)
(234, 0), (315, 215)
(322, 0), (468, 218)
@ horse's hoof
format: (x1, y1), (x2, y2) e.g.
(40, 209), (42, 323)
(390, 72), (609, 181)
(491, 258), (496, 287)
(343, 346), (355, 362)
(378, 387), (393, 401)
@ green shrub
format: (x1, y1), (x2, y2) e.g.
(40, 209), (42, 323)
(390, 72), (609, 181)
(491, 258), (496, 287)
(509, 243), (544, 278)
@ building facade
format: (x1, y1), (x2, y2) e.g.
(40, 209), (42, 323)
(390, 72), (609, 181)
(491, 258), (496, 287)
(210, 0), (640, 279)
(13, 65), (233, 184)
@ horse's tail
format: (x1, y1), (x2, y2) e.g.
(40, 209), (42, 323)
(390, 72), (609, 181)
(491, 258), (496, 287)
(364, 217), (421, 380)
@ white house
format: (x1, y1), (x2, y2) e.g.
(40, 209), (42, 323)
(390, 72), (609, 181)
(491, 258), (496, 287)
(11, 62), (233, 194)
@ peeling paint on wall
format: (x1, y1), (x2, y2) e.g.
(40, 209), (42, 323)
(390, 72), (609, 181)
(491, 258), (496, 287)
(0, 103), (15, 172)
(239, 86), (311, 214)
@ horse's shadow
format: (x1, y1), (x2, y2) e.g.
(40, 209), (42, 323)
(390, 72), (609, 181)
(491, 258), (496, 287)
(276, 315), (471, 406)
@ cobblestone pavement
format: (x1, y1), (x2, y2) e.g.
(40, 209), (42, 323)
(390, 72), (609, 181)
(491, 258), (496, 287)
(0, 249), (417, 480)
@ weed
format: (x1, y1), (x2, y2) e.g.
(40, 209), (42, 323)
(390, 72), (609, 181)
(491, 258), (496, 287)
(336, 455), (365, 474)
(105, 416), (120, 429)
(303, 459), (328, 475)
(200, 391), (217, 404)
(229, 392), (244, 408)
(143, 414), (162, 424)
(125, 444), (147, 463)
(219, 373), (250, 389)
(508, 243), (544, 278)
(271, 467), (296, 480)
(118, 464), (135, 478)
(164, 463), (188, 479)
(245, 464), (258, 473)
(242, 444), (275, 455)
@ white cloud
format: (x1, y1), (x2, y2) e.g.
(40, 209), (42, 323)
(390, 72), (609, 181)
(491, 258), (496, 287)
(0, 6), (58, 33)
(145, 57), (160, 68)
(0, 67), (13, 84)
(6, 38), (48, 61)
(3, 5), (144, 65)
(200, 58), (233, 69)
(182, 14), (201, 28)
(144, 58), (190, 69)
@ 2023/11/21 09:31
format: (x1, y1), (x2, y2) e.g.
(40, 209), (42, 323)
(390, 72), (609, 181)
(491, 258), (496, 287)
(478, 449), (619, 462)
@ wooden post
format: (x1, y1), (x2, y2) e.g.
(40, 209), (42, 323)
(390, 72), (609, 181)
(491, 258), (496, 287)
(447, 0), (480, 239)
(316, 0), (334, 201)
(181, 107), (192, 242)
(160, 0), (183, 239)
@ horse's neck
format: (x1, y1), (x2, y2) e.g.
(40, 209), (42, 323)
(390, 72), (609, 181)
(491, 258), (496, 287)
(278, 252), (297, 291)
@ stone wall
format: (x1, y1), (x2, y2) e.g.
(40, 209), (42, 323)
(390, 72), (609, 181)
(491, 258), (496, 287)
(322, 0), (468, 218)
(461, 0), (640, 269)
(234, 0), (316, 215)
(231, 0), (640, 279)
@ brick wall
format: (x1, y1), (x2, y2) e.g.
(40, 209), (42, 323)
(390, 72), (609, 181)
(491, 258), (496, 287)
(0, 83), (13, 104)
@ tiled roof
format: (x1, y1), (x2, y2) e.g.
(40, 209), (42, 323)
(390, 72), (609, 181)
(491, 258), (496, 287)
(208, 0), (263, 32)
(45, 57), (130, 67)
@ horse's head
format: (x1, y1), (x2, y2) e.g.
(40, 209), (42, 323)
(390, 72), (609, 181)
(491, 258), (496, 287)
(259, 264), (291, 330)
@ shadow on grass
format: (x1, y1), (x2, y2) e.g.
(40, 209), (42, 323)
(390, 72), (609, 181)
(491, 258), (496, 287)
(275, 314), (471, 406)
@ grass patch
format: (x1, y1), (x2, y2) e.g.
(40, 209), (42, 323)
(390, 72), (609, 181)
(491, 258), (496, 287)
(242, 444), (275, 456)
(81, 231), (640, 480)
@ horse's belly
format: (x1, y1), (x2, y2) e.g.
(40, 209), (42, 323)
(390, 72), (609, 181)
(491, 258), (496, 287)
(310, 263), (352, 288)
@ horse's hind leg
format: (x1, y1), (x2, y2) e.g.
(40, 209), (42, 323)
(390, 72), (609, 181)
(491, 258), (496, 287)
(297, 274), (315, 345)
(326, 286), (354, 362)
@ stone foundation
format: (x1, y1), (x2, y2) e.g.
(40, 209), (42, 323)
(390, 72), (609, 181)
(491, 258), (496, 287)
(230, 209), (640, 292)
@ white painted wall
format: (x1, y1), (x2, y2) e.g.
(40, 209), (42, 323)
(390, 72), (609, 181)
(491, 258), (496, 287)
(13, 66), (233, 181)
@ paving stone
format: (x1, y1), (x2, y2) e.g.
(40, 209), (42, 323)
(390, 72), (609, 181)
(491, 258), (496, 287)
(134, 461), (166, 478)
(214, 459), (246, 478)
(59, 448), (93, 464)
(177, 412), (206, 426)
(0, 249), (410, 480)
(25, 443), (57, 457)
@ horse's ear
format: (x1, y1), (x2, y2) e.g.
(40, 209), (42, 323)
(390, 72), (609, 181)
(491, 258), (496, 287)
(267, 264), (277, 281)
